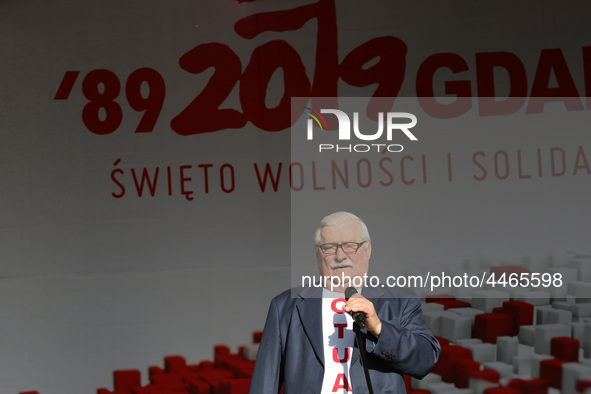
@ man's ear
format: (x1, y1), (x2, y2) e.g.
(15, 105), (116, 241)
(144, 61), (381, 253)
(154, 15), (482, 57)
(366, 243), (372, 260)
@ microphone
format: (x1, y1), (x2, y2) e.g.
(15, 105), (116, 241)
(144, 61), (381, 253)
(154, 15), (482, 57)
(345, 287), (366, 329)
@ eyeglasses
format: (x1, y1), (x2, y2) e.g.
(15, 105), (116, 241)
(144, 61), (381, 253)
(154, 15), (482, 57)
(316, 241), (367, 255)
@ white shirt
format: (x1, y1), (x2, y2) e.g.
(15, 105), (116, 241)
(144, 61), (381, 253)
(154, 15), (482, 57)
(320, 289), (355, 393)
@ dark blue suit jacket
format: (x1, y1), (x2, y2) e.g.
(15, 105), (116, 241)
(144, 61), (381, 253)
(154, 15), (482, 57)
(249, 286), (440, 393)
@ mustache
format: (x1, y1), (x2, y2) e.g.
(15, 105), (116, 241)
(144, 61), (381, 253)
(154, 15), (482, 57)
(330, 259), (354, 269)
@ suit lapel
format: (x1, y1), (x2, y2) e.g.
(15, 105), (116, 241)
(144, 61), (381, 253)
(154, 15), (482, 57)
(295, 287), (324, 366)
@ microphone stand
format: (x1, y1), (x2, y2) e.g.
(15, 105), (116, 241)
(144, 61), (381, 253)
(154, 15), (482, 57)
(353, 321), (374, 394)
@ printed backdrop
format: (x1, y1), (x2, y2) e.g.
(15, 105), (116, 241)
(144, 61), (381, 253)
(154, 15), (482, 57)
(1, 1), (591, 392)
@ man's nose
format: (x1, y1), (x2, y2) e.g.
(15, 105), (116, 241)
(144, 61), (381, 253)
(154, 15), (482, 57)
(335, 246), (348, 261)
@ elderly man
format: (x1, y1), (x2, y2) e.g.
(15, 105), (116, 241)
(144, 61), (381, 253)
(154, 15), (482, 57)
(250, 212), (440, 393)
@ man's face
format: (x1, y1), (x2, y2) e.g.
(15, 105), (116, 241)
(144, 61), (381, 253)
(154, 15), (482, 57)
(316, 219), (371, 291)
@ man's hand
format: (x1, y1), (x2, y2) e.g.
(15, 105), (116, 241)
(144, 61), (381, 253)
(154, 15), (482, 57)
(343, 293), (382, 337)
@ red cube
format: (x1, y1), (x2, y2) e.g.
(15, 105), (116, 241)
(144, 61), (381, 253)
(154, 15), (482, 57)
(539, 359), (567, 389)
(474, 313), (514, 343)
(550, 337), (579, 362)
(114, 370), (141, 391)
(508, 378), (549, 394)
(432, 345), (472, 382)
(502, 301), (534, 334)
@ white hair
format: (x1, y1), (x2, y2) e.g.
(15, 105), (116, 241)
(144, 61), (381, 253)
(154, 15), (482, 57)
(313, 211), (371, 247)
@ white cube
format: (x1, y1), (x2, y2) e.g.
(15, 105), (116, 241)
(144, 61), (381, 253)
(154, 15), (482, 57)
(497, 336), (519, 364)
(471, 290), (510, 313)
(562, 362), (591, 393)
(440, 313), (472, 343)
(483, 361), (514, 379)
(534, 324), (572, 354)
